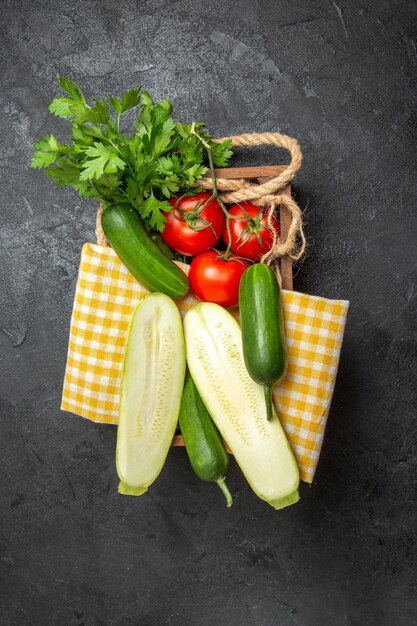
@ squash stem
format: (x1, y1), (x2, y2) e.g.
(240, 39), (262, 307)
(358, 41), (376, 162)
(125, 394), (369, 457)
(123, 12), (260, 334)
(217, 478), (233, 507)
(264, 384), (273, 421)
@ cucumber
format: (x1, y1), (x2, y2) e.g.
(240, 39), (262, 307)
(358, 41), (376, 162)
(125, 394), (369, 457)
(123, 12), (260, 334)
(239, 263), (288, 421)
(116, 293), (186, 495)
(184, 302), (299, 510)
(101, 203), (189, 299)
(179, 373), (233, 507)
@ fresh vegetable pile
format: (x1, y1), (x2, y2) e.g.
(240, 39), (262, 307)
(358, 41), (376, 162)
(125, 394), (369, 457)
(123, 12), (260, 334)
(32, 77), (300, 510)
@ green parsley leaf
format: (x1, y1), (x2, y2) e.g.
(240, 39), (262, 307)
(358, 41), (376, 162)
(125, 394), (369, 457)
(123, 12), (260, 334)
(31, 134), (67, 168)
(184, 163), (207, 184)
(109, 87), (142, 115)
(108, 96), (122, 114)
(80, 143), (125, 180)
(31, 151), (57, 168)
(58, 76), (86, 105)
(139, 194), (170, 231)
(153, 118), (175, 155)
(46, 162), (84, 188)
(49, 98), (77, 118)
(211, 138), (233, 167)
(76, 98), (110, 125)
(120, 88), (142, 113)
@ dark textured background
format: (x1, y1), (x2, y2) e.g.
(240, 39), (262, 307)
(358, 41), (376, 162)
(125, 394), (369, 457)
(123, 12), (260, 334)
(1, 1), (416, 624)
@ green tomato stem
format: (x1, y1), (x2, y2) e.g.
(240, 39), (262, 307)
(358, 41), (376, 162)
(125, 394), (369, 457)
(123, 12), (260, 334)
(192, 126), (233, 260)
(216, 478), (233, 507)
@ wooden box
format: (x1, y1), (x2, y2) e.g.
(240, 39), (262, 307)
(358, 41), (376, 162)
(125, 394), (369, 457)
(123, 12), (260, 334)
(172, 164), (293, 447)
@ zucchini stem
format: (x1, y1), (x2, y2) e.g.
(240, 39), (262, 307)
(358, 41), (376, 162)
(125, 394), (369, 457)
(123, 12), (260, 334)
(217, 478), (233, 507)
(264, 384), (274, 421)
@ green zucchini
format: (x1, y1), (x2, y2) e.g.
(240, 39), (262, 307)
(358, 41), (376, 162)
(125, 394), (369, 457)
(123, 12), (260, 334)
(184, 302), (299, 510)
(101, 203), (189, 299)
(179, 373), (233, 507)
(116, 293), (186, 495)
(239, 263), (288, 421)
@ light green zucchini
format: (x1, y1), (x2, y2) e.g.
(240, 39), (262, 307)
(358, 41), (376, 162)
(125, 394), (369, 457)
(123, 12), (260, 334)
(116, 293), (186, 495)
(183, 302), (299, 510)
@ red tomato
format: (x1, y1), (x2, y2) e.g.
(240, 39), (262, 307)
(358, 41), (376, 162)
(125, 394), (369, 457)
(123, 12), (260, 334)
(189, 251), (249, 308)
(160, 193), (225, 256)
(222, 203), (279, 261)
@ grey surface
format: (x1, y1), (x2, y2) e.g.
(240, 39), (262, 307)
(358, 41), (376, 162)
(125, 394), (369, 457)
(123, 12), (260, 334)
(1, 1), (416, 624)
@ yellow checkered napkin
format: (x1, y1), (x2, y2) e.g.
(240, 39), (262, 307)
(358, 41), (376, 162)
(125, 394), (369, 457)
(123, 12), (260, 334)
(62, 243), (349, 483)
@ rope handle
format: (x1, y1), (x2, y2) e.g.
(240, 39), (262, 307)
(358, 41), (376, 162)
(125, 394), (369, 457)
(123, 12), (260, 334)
(96, 204), (107, 246)
(198, 132), (303, 202)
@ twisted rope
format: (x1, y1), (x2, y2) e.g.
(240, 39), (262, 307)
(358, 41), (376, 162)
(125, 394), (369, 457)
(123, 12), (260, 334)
(197, 132), (305, 272)
(199, 132), (303, 200)
(95, 131), (305, 276)
(96, 204), (107, 246)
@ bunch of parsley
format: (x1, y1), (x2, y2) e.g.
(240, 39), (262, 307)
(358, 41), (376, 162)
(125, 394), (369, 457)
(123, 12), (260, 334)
(31, 76), (232, 232)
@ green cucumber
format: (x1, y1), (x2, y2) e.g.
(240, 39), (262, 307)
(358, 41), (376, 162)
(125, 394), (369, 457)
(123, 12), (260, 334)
(179, 373), (233, 507)
(184, 302), (299, 510)
(116, 293), (186, 495)
(239, 263), (288, 421)
(101, 203), (189, 299)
